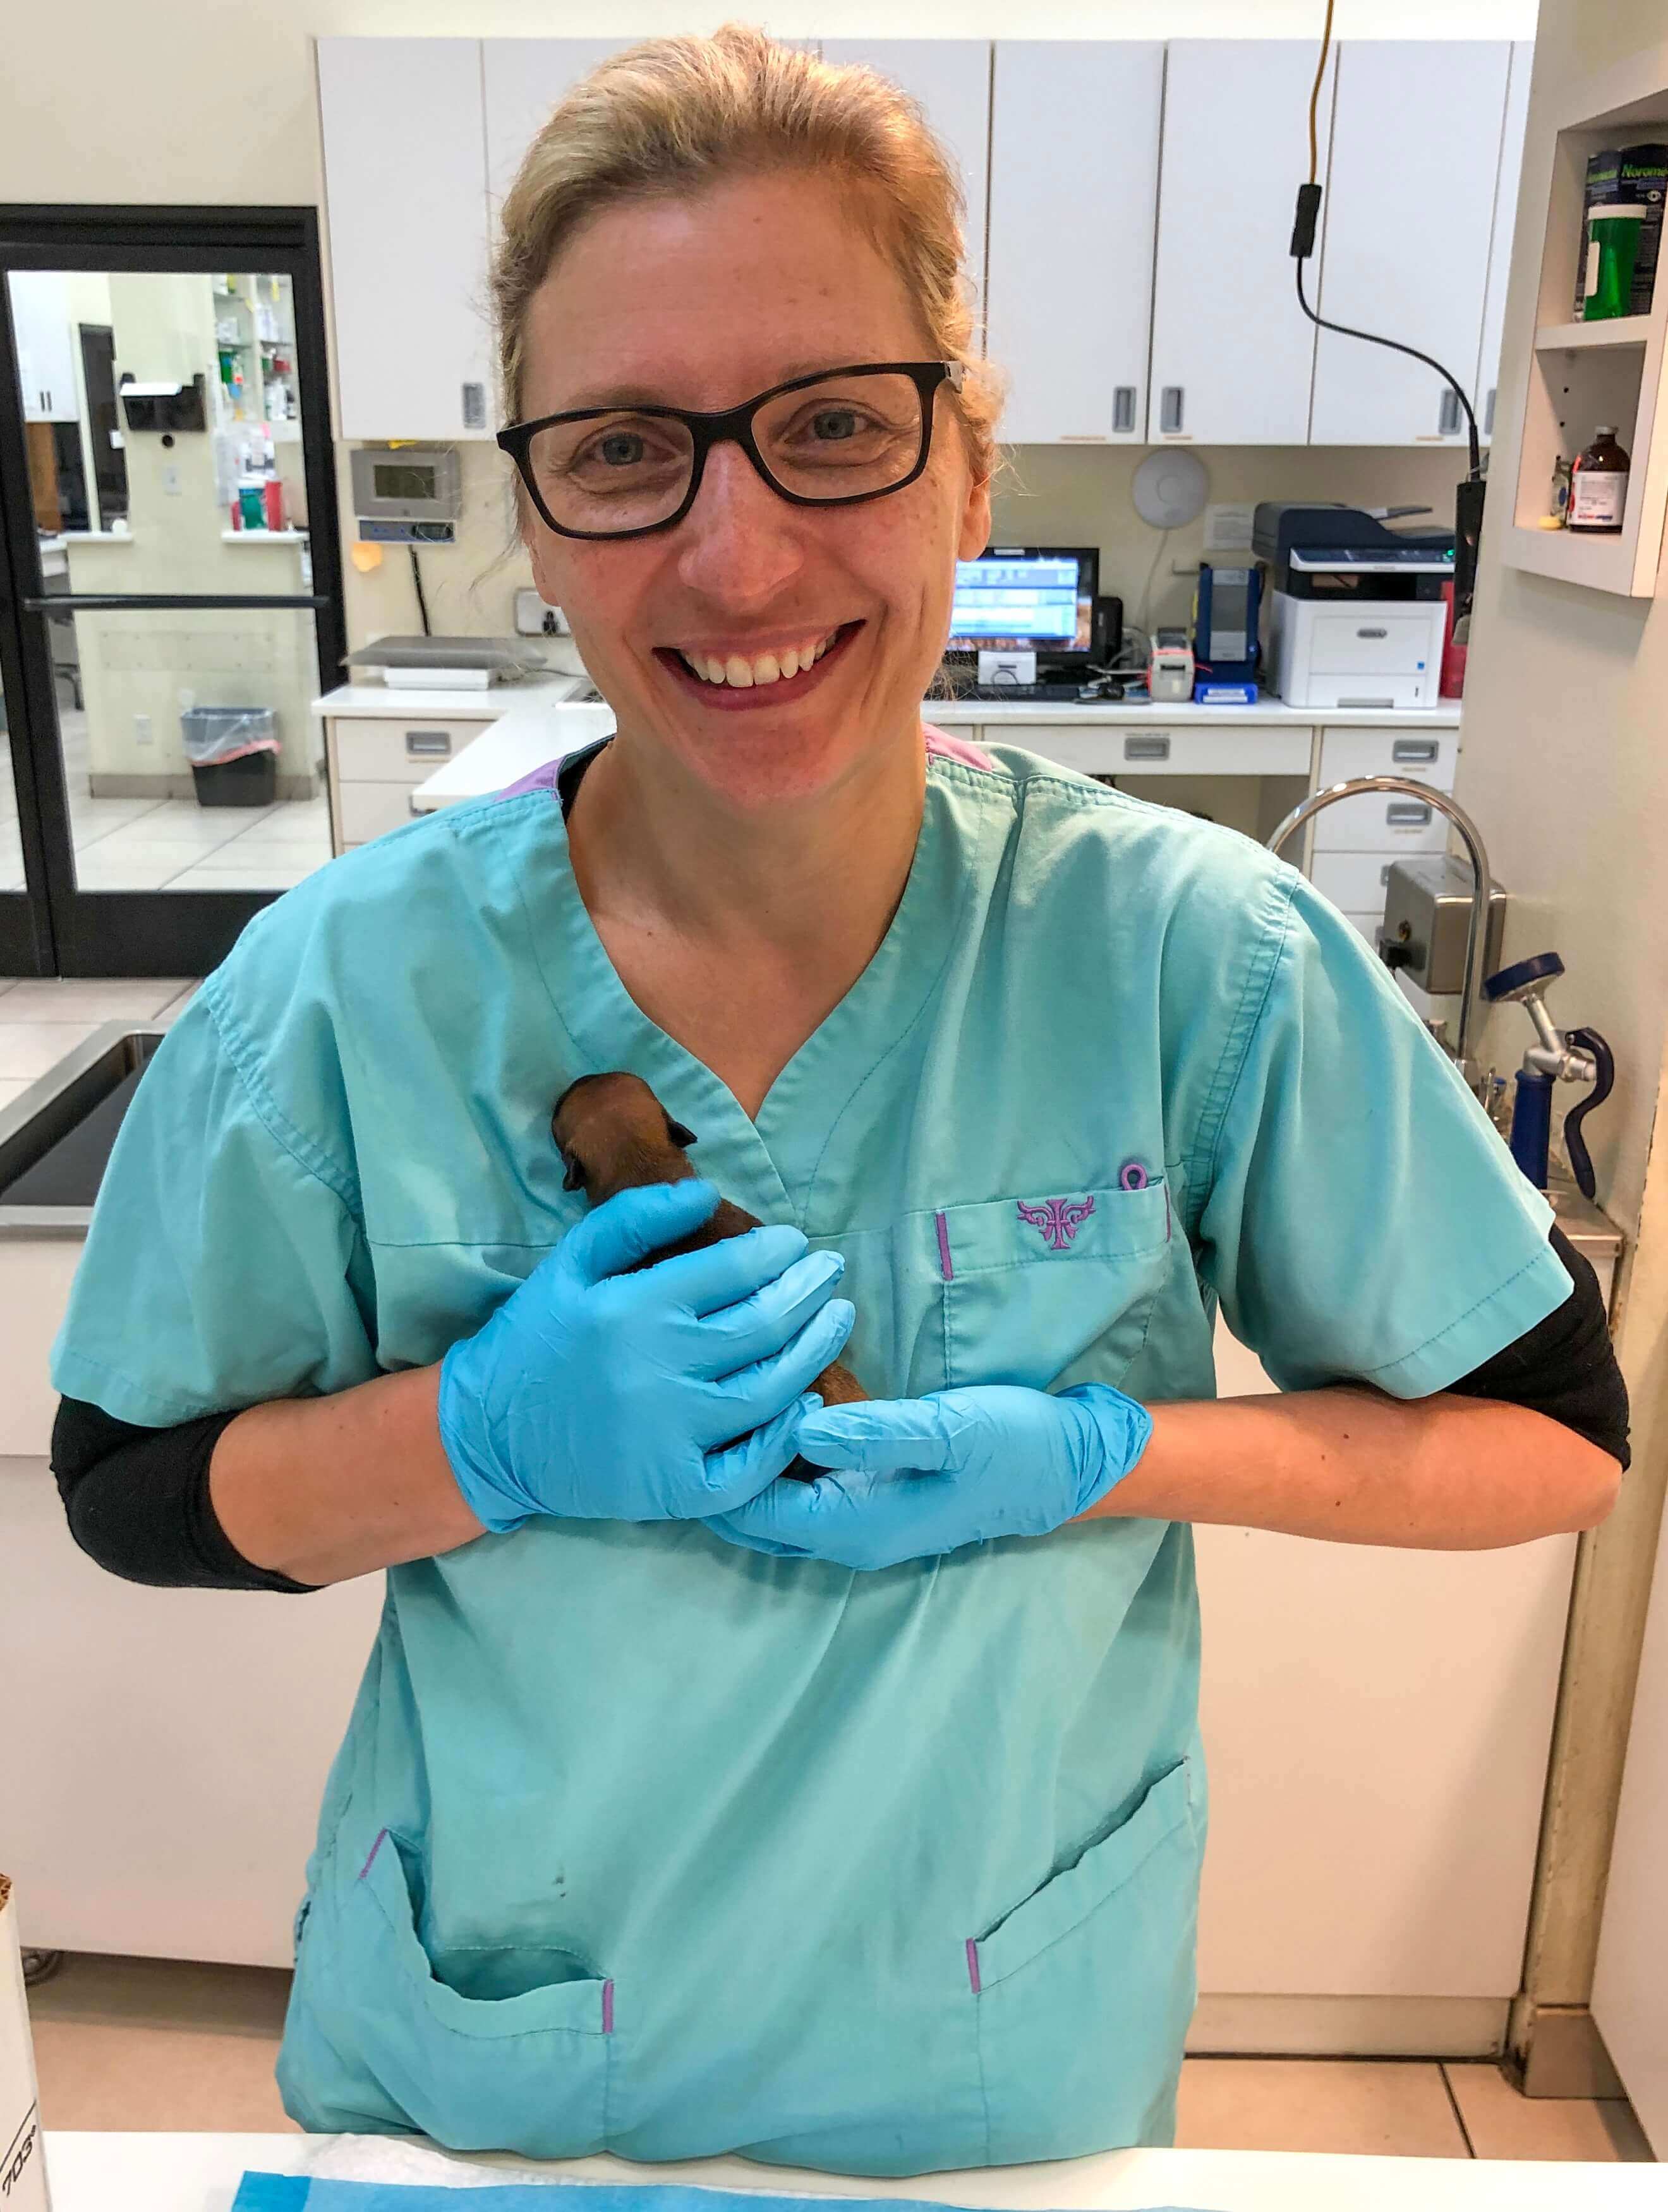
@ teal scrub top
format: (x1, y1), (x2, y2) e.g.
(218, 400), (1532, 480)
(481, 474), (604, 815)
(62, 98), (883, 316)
(54, 733), (1570, 2177)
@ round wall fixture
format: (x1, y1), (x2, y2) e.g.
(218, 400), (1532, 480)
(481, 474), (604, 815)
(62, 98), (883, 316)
(1132, 448), (1209, 531)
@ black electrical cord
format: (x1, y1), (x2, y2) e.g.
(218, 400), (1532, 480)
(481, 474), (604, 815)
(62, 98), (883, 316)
(409, 544), (432, 636)
(1292, 243), (1482, 479)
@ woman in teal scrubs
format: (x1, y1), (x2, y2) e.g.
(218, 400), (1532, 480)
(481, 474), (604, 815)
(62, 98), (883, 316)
(54, 26), (1620, 2177)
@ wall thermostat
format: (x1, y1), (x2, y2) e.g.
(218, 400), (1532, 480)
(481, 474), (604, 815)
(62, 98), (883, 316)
(351, 445), (462, 544)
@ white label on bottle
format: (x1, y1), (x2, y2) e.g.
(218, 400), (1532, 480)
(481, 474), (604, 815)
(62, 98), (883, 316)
(1570, 469), (1627, 526)
(1585, 240), (1600, 298)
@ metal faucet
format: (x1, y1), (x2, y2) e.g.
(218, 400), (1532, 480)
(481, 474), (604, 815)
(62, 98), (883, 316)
(1267, 778), (1495, 1082)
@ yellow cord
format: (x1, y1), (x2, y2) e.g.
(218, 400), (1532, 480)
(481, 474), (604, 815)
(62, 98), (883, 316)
(1308, 0), (1336, 185)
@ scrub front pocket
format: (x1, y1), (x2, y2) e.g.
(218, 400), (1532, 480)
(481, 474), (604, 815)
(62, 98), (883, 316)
(967, 1758), (1202, 2161)
(925, 1180), (1172, 1393)
(279, 1826), (613, 2157)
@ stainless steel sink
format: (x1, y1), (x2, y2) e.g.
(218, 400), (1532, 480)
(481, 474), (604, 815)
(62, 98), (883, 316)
(0, 1024), (165, 1237)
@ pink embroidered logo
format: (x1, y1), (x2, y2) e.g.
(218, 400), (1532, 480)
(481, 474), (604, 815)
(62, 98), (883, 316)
(1016, 1194), (1096, 1251)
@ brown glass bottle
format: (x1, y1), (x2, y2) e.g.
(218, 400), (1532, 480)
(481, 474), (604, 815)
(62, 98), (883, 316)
(1568, 426), (1631, 534)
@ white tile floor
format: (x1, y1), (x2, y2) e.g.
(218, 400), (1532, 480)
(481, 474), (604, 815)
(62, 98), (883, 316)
(0, 706), (332, 893)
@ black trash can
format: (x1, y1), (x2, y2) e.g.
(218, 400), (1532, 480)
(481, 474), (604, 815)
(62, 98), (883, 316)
(181, 706), (280, 807)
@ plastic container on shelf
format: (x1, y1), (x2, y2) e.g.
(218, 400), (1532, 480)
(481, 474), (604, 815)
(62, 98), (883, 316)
(1582, 203), (1648, 320)
(180, 706), (280, 807)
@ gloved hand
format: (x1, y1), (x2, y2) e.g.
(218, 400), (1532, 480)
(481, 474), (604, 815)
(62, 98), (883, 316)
(704, 1382), (1153, 1571)
(438, 1179), (855, 1532)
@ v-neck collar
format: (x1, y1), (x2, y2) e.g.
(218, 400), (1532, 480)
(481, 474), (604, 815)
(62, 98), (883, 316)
(513, 757), (996, 1222)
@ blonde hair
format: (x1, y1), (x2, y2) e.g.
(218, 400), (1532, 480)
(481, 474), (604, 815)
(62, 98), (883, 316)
(490, 23), (1003, 485)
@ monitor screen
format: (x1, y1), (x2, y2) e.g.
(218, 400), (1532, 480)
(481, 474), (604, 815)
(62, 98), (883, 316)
(947, 547), (1097, 658)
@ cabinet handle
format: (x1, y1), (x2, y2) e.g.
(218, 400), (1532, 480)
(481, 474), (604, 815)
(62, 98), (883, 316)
(1113, 385), (1137, 435)
(1159, 387), (1185, 435)
(1124, 733), (1171, 762)
(1356, 625), (1389, 639)
(1437, 389), (1462, 436)
(461, 381), (487, 431)
(1484, 385), (1497, 436)
(1387, 800), (1432, 826)
(1392, 737), (1438, 763)
(404, 729), (452, 757)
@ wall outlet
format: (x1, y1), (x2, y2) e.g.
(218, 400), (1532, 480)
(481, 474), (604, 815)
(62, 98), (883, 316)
(515, 587), (570, 637)
(133, 713), (153, 747)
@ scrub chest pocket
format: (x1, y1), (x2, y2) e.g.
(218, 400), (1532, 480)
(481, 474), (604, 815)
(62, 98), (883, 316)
(918, 1179), (1172, 1394)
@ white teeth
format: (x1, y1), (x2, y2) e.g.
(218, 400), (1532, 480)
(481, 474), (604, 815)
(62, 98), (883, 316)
(677, 627), (842, 688)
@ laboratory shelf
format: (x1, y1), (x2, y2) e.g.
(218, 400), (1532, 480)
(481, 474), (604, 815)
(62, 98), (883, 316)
(1533, 315), (1652, 351)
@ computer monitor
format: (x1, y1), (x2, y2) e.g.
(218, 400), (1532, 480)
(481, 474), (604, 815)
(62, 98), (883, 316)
(946, 546), (1099, 666)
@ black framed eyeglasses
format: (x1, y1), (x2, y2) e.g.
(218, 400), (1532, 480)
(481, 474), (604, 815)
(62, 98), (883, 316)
(497, 359), (964, 541)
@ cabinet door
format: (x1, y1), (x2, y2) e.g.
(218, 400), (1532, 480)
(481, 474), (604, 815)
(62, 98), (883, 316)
(483, 40), (639, 210)
(9, 270), (78, 421)
(985, 42), (1161, 443)
(1476, 40), (1533, 445)
(317, 38), (493, 441)
(819, 42), (991, 311)
(1149, 42), (1333, 447)
(1310, 42), (1511, 447)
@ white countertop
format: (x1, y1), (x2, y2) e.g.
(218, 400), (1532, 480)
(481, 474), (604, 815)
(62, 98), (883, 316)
(312, 676), (586, 722)
(41, 2131), (1666, 2211)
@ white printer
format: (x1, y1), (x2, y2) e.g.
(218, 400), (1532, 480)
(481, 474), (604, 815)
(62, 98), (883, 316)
(1254, 502), (1454, 710)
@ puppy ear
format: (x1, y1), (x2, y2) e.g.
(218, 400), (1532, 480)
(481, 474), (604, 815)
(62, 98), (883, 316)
(561, 1154), (586, 1193)
(665, 1117), (699, 1149)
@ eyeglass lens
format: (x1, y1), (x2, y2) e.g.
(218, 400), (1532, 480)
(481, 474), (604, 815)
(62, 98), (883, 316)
(523, 370), (928, 534)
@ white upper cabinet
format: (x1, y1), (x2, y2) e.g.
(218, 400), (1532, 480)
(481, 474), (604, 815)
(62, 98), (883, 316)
(1310, 41), (1513, 447)
(984, 42), (1163, 444)
(10, 272), (80, 424)
(1149, 42), (1334, 447)
(483, 41), (640, 212)
(819, 42), (992, 312)
(1476, 40), (1534, 445)
(317, 37), (494, 442)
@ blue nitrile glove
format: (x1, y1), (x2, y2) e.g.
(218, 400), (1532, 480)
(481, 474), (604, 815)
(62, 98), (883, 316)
(705, 1382), (1153, 1570)
(438, 1179), (855, 1533)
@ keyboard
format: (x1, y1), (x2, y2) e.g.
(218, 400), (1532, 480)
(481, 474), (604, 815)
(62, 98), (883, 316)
(956, 681), (1095, 703)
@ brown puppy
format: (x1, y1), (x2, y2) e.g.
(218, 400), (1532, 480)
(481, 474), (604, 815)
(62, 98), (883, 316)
(552, 1071), (867, 1479)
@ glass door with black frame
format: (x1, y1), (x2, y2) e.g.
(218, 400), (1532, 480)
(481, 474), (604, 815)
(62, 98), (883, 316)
(0, 219), (343, 978)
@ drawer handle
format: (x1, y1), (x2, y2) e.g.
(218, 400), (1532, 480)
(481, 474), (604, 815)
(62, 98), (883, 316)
(405, 730), (453, 757)
(1113, 385), (1137, 434)
(1392, 737), (1438, 763)
(1356, 625), (1389, 639)
(1387, 800), (1432, 827)
(1124, 734), (1171, 761)
(1159, 386), (1185, 435)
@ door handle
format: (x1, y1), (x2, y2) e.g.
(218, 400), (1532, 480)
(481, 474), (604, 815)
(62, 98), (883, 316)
(1357, 626), (1389, 639)
(1392, 737), (1438, 763)
(1113, 385), (1137, 435)
(1387, 800), (1432, 826)
(1485, 385), (1497, 436)
(461, 381), (487, 430)
(1159, 387), (1185, 435)
(1124, 734), (1171, 762)
(1437, 389), (1463, 436)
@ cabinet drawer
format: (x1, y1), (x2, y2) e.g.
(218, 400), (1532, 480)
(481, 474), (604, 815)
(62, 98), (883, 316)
(1310, 851), (1400, 912)
(1020, 723), (1313, 779)
(337, 779), (425, 844)
(331, 716), (485, 783)
(1312, 790), (1448, 853)
(1319, 726), (1458, 791)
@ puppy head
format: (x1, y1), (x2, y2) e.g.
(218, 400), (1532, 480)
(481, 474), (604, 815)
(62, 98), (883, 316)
(552, 1070), (698, 1201)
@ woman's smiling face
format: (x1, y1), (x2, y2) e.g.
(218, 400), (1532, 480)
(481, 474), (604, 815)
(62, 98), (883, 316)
(520, 167), (991, 808)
